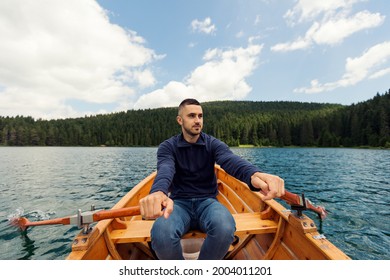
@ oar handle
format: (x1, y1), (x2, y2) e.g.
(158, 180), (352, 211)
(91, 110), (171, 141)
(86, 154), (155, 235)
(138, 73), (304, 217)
(93, 206), (141, 221)
(281, 191), (303, 205)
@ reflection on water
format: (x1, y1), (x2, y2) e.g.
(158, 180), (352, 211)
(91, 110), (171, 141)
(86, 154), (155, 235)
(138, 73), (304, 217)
(19, 231), (37, 260)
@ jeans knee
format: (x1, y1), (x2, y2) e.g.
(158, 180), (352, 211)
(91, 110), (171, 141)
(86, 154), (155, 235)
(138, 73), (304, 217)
(208, 216), (236, 240)
(219, 219), (236, 238)
(151, 220), (181, 247)
(150, 219), (184, 260)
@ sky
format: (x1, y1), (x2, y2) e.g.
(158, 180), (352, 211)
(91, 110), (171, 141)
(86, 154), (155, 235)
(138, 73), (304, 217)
(0, 0), (389, 120)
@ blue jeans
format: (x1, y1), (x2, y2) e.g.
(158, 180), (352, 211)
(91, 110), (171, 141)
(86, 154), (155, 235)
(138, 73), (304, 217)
(150, 197), (236, 260)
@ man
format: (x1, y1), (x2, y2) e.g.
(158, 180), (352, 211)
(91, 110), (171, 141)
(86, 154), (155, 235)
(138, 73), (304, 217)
(139, 98), (284, 260)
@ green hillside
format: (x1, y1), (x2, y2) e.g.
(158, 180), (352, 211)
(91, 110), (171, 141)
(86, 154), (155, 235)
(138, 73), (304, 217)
(1, 90), (389, 148)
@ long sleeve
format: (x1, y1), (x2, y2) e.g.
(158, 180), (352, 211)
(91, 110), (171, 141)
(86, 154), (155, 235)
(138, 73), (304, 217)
(149, 141), (176, 195)
(212, 138), (261, 191)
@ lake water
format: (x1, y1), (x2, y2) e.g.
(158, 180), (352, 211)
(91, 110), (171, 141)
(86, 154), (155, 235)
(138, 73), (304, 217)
(0, 147), (389, 260)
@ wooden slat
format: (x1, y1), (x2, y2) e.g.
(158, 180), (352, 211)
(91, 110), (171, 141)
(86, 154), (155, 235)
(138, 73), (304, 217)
(218, 181), (253, 213)
(241, 238), (264, 259)
(233, 213), (278, 235)
(110, 212), (278, 244)
(111, 220), (154, 243)
(104, 230), (122, 260)
(214, 165), (264, 212)
(217, 190), (238, 214)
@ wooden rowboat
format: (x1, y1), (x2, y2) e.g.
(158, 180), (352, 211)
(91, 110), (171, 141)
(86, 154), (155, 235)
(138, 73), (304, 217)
(66, 165), (350, 260)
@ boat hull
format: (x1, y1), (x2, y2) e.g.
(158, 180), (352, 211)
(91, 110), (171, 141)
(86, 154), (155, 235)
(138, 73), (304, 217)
(67, 166), (350, 260)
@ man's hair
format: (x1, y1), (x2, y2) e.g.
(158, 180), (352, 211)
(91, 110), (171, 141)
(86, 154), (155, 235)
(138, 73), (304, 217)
(178, 98), (201, 114)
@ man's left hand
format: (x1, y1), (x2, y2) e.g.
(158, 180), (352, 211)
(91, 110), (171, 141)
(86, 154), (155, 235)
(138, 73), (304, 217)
(251, 172), (285, 201)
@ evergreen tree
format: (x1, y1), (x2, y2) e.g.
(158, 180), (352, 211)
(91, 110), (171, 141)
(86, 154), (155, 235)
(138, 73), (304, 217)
(0, 91), (389, 148)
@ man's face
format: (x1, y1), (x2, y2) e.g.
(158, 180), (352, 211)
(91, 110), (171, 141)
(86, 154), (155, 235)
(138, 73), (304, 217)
(177, 104), (203, 137)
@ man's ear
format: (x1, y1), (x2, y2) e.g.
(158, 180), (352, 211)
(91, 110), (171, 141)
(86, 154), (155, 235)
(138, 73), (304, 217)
(176, 115), (183, 125)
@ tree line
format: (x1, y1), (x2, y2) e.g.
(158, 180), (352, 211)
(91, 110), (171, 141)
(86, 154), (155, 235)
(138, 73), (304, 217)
(1, 90), (389, 148)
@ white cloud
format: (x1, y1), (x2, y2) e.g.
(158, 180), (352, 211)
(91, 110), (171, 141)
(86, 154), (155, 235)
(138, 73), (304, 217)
(284, 0), (362, 25)
(191, 17), (217, 35)
(0, 0), (160, 119)
(271, 35), (312, 52)
(294, 41), (390, 93)
(272, 0), (384, 52)
(134, 44), (263, 109)
(369, 67), (390, 79)
(311, 10), (385, 45)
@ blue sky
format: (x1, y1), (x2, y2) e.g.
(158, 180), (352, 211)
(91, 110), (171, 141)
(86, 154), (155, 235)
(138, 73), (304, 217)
(0, 0), (389, 119)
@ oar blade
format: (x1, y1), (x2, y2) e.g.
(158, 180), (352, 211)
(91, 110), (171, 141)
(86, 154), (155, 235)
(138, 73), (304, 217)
(9, 217), (30, 232)
(316, 206), (328, 220)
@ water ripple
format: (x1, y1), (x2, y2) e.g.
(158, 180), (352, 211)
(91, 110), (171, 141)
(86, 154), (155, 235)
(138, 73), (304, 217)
(1, 147), (389, 260)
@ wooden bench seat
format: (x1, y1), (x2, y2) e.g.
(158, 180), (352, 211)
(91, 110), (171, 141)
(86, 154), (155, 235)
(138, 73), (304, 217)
(110, 212), (278, 244)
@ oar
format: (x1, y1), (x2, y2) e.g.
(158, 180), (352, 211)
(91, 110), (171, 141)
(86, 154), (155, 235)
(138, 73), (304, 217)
(280, 191), (327, 220)
(10, 191), (326, 232)
(10, 205), (141, 232)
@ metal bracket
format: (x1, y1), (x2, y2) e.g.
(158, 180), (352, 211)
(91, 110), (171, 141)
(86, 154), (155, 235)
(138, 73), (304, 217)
(290, 193), (307, 217)
(69, 205), (100, 234)
(313, 234), (326, 240)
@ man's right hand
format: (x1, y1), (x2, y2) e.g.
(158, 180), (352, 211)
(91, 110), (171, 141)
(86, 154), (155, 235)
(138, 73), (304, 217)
(139, 191), (174, 219)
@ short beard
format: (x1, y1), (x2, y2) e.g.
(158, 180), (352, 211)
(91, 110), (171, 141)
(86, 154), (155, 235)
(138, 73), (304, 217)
(183, 126), (201, 138)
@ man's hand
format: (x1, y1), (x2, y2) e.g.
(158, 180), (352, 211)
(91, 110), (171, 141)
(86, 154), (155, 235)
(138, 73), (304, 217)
(139, 191), (174, 219)
(251, 172), (285, 201)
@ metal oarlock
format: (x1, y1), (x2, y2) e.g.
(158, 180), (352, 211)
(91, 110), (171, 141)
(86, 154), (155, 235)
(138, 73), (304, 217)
(290, 193), (307, 217)
(69, 206), (101, 234)
(287, 193), (328, 220)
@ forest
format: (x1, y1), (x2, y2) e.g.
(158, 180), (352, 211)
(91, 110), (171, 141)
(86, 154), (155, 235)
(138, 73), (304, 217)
(1, 90), (389, 148)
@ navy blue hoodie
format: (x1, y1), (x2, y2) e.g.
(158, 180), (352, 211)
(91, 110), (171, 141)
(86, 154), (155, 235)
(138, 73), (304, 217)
(150, 132), (261, 199)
